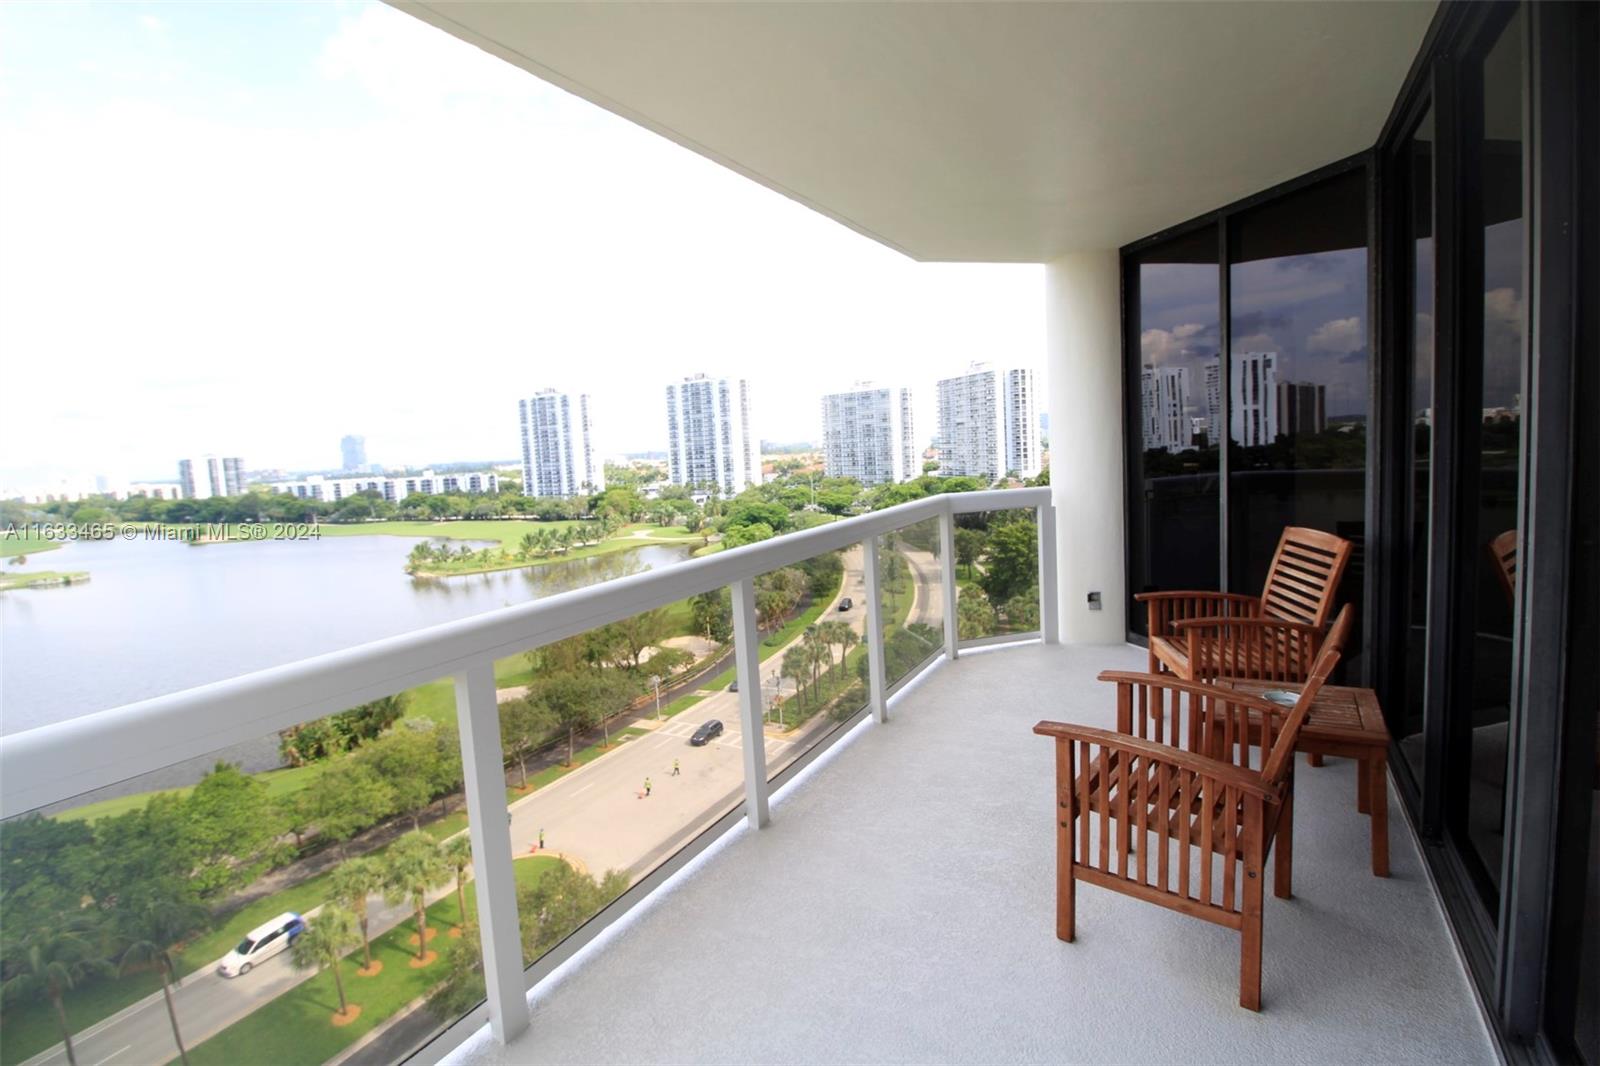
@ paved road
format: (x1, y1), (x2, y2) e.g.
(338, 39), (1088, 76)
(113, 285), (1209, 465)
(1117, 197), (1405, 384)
(24, 544), (935, 1066)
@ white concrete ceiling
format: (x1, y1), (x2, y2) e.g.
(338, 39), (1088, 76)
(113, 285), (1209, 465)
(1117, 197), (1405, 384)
(392, 1), (1436, 263)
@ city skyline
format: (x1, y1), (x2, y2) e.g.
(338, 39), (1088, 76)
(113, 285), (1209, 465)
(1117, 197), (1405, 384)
(0, 1), (1043, 495)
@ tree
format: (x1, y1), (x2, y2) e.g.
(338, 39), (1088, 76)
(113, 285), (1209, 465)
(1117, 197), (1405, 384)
(305, 761), (395, 857)
(721, 520), (774, 548)
(977, 519), (1038, 606)
(1, 916), (111, 1066)
(533, 673), (602, 766)
(690, 590), (732, 642)
(328, 858), (385, 973)
(1003, 592), (1041, 630)
(500, 697), (554, 790)
(517, 863), (631, 962)
(957, 593), (998, 640)
(428, 920), (484, 1022)
(117, 895), (206, 1066)
(181, 763), (286, 898)
(781, 646), (811, 707)
(441, 836), (473, 934)
(383, 834), (450, 962)
(954, 528), (986, 579)
(360, 724), (443, 831)
(290, 905), (362, 1018)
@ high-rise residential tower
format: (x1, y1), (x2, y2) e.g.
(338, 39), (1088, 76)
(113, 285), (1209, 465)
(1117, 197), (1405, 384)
(1277, 380), (1328, 436)
(1231, 351), (1280, 446)
(935, 363), (1042, 480)
(664, 374), (758, 495)
(820, 383), (915, 486)
(518, 390), (603, 498)
(1141, 364), (1193, 453)
(177, 455), (245, 499)
(340, 435), (367, 471)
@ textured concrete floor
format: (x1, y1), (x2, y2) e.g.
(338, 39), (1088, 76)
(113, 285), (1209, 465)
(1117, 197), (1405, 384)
(448, 643), (1497, 1065)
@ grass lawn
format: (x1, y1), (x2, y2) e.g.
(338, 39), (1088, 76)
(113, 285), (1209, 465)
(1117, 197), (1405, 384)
(179, 856), (564, 1066)
(0, 531), (63, 559)
(317, 519), (589, 551)
(0, 569), (88, 590)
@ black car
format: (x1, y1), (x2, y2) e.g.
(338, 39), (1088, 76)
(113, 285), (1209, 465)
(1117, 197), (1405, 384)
(690, 720), (724, 746)
(838, 597), (854, 611)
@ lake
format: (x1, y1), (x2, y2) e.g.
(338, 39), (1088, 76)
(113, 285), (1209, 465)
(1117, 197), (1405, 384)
(0, 533), (692, 737)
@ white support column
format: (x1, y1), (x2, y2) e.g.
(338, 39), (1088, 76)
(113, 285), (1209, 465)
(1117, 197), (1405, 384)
(454, 664), (529, 1045)
(730, 577), (771, 827)
(1045, 249), (1127, 643)
(861, 537), (889, 722)
(939, 509), (959, 660)
(1038, 502), (1061, 644)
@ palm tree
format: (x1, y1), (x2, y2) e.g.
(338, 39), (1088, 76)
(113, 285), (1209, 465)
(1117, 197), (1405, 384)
(1, 917), (111, 1066)
(289, 906), (362, 1018)
(328, 857), (385, 972)
(384, 833), (450, 961)
(441, 836), (473, 934)
(781, 646), (811, 707)
(802, 626), (828, 691)
(518, 532), (537, 560)
(118, 896), (205, 1066)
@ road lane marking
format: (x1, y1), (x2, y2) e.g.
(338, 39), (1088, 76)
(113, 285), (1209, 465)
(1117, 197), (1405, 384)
(92, 1047), (132, 1066)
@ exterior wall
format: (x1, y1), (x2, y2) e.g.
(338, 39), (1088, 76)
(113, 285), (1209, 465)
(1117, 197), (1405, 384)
(935, 366), (1002, 479)
(519, 390), (603, 498)
(1231, 350), (1280, 446)
(1046, 250), (1125, 643)
(177, 455), (245, 499)
(1003, 367), (1043, 478)
(340, 435), (367, 471)
(268, 469), (498, 503)
(665, 374), (758, 495)
(820, 384), (914, 485)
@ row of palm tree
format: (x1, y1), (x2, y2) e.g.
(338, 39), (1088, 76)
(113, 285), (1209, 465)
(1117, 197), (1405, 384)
(779, 620), (859, 712)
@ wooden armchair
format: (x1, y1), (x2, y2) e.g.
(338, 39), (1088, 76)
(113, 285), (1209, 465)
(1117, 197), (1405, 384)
(1135, 526), (1352, 681)
(1033, 608), (1353, 1010)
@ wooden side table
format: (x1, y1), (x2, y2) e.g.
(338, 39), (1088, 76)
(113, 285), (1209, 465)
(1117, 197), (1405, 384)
(1223, 681), (1391, 878)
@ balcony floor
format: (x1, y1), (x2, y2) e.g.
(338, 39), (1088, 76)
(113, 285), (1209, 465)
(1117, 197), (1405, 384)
(451, 643), (1495, 1065)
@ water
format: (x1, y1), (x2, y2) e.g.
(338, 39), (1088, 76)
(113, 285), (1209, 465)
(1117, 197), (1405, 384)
(0, 534), (691, 735)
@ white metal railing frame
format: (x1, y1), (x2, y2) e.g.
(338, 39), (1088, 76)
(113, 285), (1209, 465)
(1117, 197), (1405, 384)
(0, 486), (1057, 1051)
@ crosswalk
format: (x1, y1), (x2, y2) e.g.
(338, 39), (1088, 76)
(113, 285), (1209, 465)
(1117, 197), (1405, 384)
(654, 717), (795, 759)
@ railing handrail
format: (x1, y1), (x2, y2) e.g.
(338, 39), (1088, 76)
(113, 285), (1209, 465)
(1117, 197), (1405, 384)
(0, 487), (1050, 817)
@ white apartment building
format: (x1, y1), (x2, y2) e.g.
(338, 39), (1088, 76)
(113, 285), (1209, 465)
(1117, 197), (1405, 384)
(936, 363), (1041, 480)
(1141, 364), (1193, 453)
(819, 383), (916, 486)
(268, 469), (498, 504)
(1231, 350), (1281, 447)
(665, 374), (759, 495)
(519, 390), (604, 498)
(177, 455), (244, 499)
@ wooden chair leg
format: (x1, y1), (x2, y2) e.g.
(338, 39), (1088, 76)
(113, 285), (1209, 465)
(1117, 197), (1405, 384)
(1057, 825), (1076, 942)
(1306, 752), (1325, 767)
(1240, 872), (1264, 1011)
(1273, 789), (1294, 900)
(1370, 755), (1391, 878)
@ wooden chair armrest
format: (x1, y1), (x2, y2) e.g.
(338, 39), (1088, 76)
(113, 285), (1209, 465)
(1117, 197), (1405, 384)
(1032, 721), (1281, 802)
(1094, 670), (1284, 717)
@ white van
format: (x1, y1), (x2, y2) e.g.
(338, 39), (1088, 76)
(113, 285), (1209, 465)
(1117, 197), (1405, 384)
(217, 912), (305, 977)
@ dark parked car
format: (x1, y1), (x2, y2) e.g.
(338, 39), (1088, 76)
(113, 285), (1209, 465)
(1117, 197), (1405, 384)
(838, 597), (854, 611)
(690, 720), (724, 746)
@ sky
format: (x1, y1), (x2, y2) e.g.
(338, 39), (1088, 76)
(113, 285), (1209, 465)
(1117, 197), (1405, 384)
(0, 1), (1044, 494)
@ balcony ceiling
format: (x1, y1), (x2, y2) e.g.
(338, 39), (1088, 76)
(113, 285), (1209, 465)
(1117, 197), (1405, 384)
(391, 1), (1436, 262)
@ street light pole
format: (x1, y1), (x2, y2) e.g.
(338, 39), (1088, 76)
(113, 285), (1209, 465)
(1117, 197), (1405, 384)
(651, 674), (661, 720)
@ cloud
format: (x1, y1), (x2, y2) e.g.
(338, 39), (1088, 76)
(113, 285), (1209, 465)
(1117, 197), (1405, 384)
(1141, 324), (1212, 364)
(1306, 316), (1364, 356)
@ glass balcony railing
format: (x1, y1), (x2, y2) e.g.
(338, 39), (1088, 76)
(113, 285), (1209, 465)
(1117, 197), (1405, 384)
(0, 488), (1055, 1065)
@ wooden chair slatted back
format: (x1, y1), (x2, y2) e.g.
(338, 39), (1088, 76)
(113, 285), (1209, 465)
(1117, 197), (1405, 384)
(1259, 527), (1353, 627)
(1490, 529), (1518, 608)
